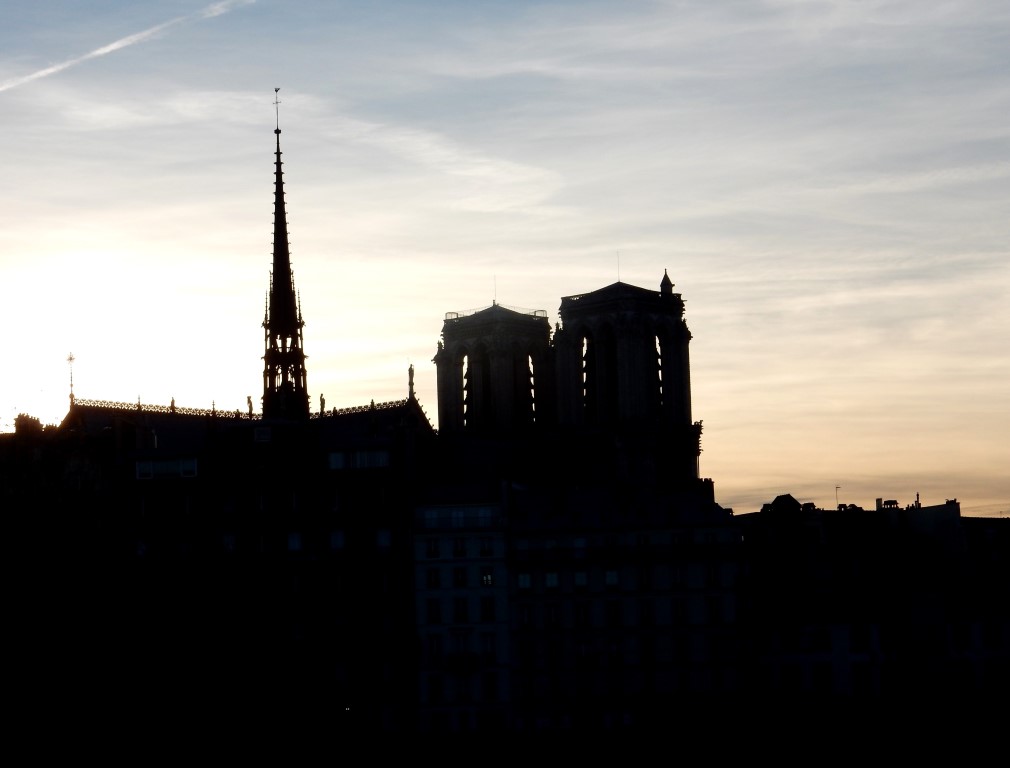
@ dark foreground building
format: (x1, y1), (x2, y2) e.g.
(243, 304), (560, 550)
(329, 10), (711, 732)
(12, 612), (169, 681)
(3, 121), (1007, 735)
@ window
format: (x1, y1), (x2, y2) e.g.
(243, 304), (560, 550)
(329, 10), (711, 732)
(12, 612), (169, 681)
(639, 599), (654, 626)
(481, 566), (493, 587)
(355, 449), (389, 468)
(706, 563), (719, 586)
(605, 569), (619, 587)
(574, 571), (588, 588)
(287, 532), (302, 552)
(671, 597), (687, 624)
(426, 598), (442, 625)
(426, 633), (443, 661)
(482, 671), (498, 703)
(376, 529), (391, 548)
(480, 596), (495, 622)
(453, 538), (466, 557)
(479, 537), (493, 556)
(426, 539), (441, 559)
(453, 566), (467, 588)
(426, 568), (440, 589)
(330, 530), (345, 550)
(639, 565), (652, 589)
(606, 600), (621, 628)
(480, 632), (496, 662)
(427, 675), (443, 704)
(546, 603), (561, 628)
(518, 573), (531, 589)
(707, 595), (721, 625)
(453, 597), (468, 623)
(545, 572), (559, 588)
(449, 629), (470, 655)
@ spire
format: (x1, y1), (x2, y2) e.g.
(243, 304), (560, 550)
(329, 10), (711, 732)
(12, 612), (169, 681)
(268, 88), (298, 337)
(67, 352), (75, 407)
(262, 88), (309, 421)
(660, 268), (673, 296)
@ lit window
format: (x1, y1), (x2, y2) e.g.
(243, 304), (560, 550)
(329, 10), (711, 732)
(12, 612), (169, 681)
(545, 572), (560, 588)
(481, 566), (493, 587)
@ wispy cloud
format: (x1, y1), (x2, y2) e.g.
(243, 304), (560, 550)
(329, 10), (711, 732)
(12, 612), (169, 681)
(0, 0), (255, 93)
(323, 115), (563, 212)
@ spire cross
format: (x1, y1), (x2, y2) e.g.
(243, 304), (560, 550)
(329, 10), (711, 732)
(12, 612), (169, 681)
(274, 87), (281, 131)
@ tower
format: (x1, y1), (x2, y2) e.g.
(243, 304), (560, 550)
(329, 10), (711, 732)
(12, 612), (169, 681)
(262, 90), (309, 421)
(433, 302), (553, 434)
(552, 270), (700, 481)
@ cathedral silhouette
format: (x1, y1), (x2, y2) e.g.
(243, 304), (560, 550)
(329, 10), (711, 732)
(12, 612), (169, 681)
(3, 115), (1007, 735)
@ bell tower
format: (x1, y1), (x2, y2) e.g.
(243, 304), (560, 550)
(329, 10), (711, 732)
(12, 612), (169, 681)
(553, 271), (701, 482)
(262, 89), (309, 421)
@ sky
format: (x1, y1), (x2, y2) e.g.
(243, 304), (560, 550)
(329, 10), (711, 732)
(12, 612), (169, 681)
(2, 0), (1007, 517)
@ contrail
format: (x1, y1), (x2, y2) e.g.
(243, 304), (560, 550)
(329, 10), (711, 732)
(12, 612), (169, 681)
(0, 0), (255, 93)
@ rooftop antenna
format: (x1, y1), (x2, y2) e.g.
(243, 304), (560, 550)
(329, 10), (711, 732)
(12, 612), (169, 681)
(274, 87), (281, 130)
(835, 485), (841, 507)
(67, 352), (75, 406)
(494, 274), (497, 304)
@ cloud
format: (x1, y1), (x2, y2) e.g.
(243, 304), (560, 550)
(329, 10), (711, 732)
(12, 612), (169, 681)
(200, 0), (256, 20)
(0, 0), (255, 93)
(321, 115), (564, 212)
